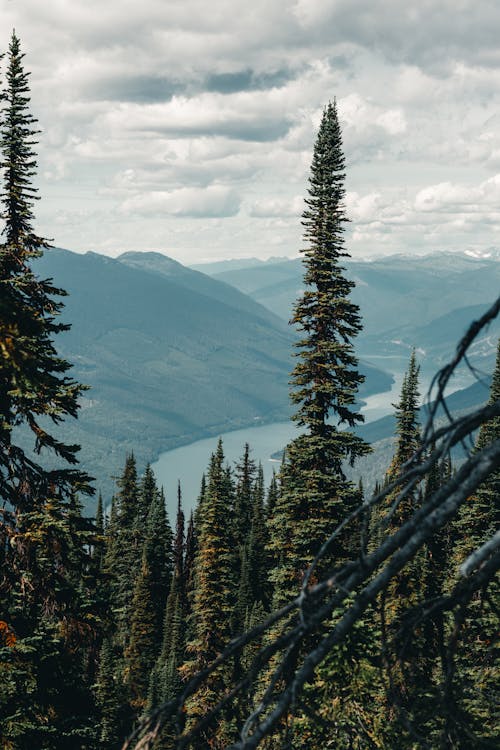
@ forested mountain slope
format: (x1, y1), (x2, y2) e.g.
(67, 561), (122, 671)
(207, 252), (500, 369)
(28, 248), (391, 504)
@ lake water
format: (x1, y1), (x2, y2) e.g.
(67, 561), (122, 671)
(151, 368), (423, 519)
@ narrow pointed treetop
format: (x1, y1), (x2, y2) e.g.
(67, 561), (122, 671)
(269, 102), (370, 602)
(0, 31), (91, 507)
(291, 100), (366, 438)
(389, 349), (421, 475)
(1, 31), (44, 252)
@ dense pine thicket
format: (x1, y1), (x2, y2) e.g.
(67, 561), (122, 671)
(1, 34), (498, 750)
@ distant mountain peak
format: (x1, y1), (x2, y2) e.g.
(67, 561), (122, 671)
(463, 247), (500, 260)
(118, 251), (184, 273)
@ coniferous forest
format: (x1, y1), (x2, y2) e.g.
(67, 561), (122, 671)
(1, 31), (499, 750)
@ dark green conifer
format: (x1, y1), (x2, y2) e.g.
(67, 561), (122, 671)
(269, 101), (370, 605)
(95, 638), (126, 750)
(184, 510), (197, 602)
(373, 352), (427, 747)
(445, 339), (500, 746)
(105, 454), (140, 649)
(266, 469), (279, 518)
(0, 33), (97, 748)
(234, 443), (256, 547)
(153, 487), (186, 699)
(123, 557), (158, 713)
(173, 482), (185, 592)
(183, 440), (235, 742)
(232, 444), (257, 633)
(0, 31), (91, 507)
(248, 463), (270, 610)
(141, 478), (173, 636)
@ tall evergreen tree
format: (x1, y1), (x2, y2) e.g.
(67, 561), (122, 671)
(123, 557), (158, 713)
(232, 444), (257, 632)
(373, 352), (429, 747)
(445, 339), (500, 747)
(123, 468), (172, 714)
(104, 454), (140, 650)
(269, 100), (370, 604)
(182, 440), (235, 743)
(0, 33), (98, 749)
(184, 510), (197, 604)
(153, 486), (186, 703)
(141, 475), (173, 636)
(247, 463), (270, 611)
(0, 31), (90, 508)
(95, 638), (126, 750)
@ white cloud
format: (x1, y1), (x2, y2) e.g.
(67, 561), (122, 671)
(120, 185), (241, 217)
(415, 175), (500, 214)
(0, 1), (499, 260)
(249, 196), (304, 218)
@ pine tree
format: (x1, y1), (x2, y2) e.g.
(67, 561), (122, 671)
(0, 31), (91, 508)
(232, 444), (257, 633)
(266, 469), (279, 518)
(269, 101), (370, 604)
(122, 468), (172, 714)
(0, 33), (99, 749)
(123, 557), (158, 713)
(95, 638), (126, 750)
(141, 475), (173, 637)
(182, 440), (235, 743)
(153, 486), (186, 703)
(247, 463), (270, 611)
(184, 510), (197, 604)
(372, 352), (429, 747)
(445, 340), (500, 747)
(105, 454), (140, 650)
(234, 443), (256, 548)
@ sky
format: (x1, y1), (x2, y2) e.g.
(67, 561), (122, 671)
(2, 1), (500, 264)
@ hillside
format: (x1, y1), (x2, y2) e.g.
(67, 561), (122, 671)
(206, 252), (500, 372)
(28, 248), (391, 504)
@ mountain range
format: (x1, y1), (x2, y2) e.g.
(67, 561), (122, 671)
(200, 251), (500, 373)
(28, 248), (391, 505)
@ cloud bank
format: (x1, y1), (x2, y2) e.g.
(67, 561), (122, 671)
(1, 1), (500, 262)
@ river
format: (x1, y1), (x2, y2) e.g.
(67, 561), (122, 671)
(151, 367), (425, 519)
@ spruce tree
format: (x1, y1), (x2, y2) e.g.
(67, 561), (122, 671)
(232, 444), (257, 633)
(123, 468), (172, 714)
(153, 487), (186, 703)
(184, 510), (197, 604)
(269, 100), (369, 603)
(140, 475), (173, 636)
(105, 454), (140, 650)
(446, 340), (500, 747)
(183, 440), (235, 743)
(95, 638), (126, 750)
(0, 31), (90, 507)
(0, 33), (98, 749)
(123, 557), (158, 712)
(373, 352), (429, 747)
(247, 463), (270, 611)
(263, 103), (373, 748)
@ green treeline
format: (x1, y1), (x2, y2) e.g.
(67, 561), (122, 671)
(0, 32), (498, 750)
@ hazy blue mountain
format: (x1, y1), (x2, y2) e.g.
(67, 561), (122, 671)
(190, 256), (291, 275)
(210, 252), (500, 370)
(210, 252), (500, 329)
(28, 248), (391, 505)
(118, 252), (285, 325)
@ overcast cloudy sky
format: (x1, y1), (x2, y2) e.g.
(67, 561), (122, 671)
(2, 1), (500, 263)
